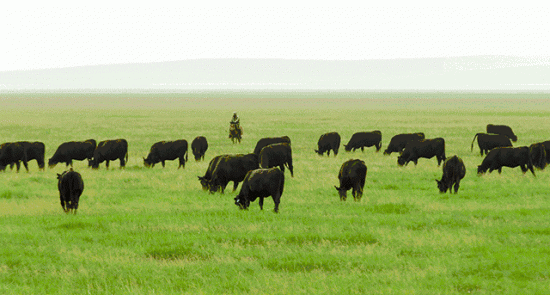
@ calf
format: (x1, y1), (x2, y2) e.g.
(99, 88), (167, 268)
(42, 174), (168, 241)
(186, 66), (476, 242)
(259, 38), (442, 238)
(49, 139), (96, 168)
(471, 133), (512, 156)
(315, 132), (341, 156)
(57, 168), (84, 214)
(143, 140), (188, 169)
(89, 139), (128, 169)
(436, 155), (466, 193)
(234, 167), (285, 213)
(191, 136), (208, 161)
(487, 124), (517, 142)
(398, 138), (446, 166)
(344, 131), (382, 152)
(334, 159), (367, 201)
(384, 132), (425, 155)
(477, 147), (535, 176)
(259, 143), (294, 177)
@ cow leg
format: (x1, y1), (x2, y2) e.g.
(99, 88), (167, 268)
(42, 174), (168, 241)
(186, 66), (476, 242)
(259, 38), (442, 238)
(106, 160), (110, 169)
(232, 181), (239, 191)
(361, 147), (364, 152)
(520, 165), (527, 173)
(453, 180), (460, 193)
(259, 197), (264, 210)
(161, 161), (165, 168)
(327, 150), (330, 156)
(15, 161), (21, 172)
(22, 160), (29, 172)
(120, 157), (126, 168)
(279, 165), (285, 172)
(273, 194), (280, 213)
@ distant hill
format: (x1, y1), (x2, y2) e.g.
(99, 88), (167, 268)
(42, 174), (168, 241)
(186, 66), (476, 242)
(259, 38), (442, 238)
(1, 56), (549, 91)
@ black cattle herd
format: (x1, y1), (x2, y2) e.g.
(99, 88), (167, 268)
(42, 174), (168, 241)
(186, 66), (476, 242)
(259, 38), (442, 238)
(1, 124), (548, 214)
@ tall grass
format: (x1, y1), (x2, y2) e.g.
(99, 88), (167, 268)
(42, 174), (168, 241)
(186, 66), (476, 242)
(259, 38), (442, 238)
(1, 92), (550, 294)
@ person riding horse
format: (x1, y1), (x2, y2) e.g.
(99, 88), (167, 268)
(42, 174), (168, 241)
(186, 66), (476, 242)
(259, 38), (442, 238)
(229, 112), (241, 138)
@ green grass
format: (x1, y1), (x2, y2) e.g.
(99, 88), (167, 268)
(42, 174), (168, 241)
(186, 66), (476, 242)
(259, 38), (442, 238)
(1, 91), (550, 294)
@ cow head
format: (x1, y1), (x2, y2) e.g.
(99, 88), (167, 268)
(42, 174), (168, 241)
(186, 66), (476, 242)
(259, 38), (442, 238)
(234, 195), (250, 210)
(143, 157), (152, 168)
(48, 158), (58, 169)
(334, 185), (347, 201)
(343, 144), (351, 152)
(477, 165), (485, 175)
(197, 176), (210, 191)
(435, 179), (448, 193)
(397, 156), (407, 166)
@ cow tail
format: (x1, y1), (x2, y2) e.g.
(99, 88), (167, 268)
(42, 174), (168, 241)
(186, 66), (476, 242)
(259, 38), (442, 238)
(470, 133), (480, 152)
(125, 150), (129, 164)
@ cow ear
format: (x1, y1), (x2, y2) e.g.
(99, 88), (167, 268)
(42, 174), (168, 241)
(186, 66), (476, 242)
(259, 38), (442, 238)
(334, 185), (340, 191)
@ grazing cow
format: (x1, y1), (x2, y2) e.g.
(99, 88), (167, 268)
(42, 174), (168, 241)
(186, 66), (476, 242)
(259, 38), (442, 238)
(143, 140), (188, 169)
(470, 133), (512, 156)
(487, 124), (517, 142)
(259, 143), (294, 177)
(436, 155), (466, 193)
(334, 159), (367, 201)
(529, 142), (547, 170)
(344, 131), (382, 152)
(57, 168), (84, 214)
(48, 139), (96, 168)
(191, 136), (208, 161)
(315, 132), (341, 156)
(253, 136), (291, 156)
(398, 138), (446, 166)
(384, 133), (425, 155)
(198, 155), (224, 191)
(0, 141), (45, 171)
(206, 153), (259, 193)
(477, 147), (535, 176)
(0, 142), (29, 172)
(89, 139), (128, 169)
(234, 167), (285, 213)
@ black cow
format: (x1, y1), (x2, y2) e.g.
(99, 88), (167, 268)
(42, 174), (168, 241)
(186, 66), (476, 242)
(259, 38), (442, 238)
(57, 168), (84, 214)
(198, 155), (224, 191)
(48, 139), (96, 168)
(0, 142), (28, 172)
(383, 132), (425, 155)
(334, 159), (367, 201)
(315, 132), (341, 156)
(89, 139), (128, 169)
(234, 167), (285, 213)
(529, 142), (547, 170)
(143, 140), (188, 169)
(436, 155), (466, 193)
(398, 138), (446, 166)
(477, 147), (535, 176)
(259, 143), (294, 177)
(0, 141), (45, 171)
(206, 153), (259, 193)
(470, 133), (512, 156)
(487, 124), (517, 142)
(253, 136), (291, 156)
(344, 131), (382, 152)
(191, 136), (208, 161)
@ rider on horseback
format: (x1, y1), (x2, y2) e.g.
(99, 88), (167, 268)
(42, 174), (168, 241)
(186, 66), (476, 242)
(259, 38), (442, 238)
(229, 112), (241, 138)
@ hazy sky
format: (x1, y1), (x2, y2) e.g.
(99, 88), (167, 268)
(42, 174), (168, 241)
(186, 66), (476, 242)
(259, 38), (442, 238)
(2, 5), (549, 71)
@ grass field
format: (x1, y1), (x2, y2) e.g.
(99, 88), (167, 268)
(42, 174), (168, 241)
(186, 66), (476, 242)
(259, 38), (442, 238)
(1, 91), (550, 294)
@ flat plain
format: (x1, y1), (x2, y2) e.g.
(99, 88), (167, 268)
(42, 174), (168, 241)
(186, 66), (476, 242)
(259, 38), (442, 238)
(1, 91), (550, 294)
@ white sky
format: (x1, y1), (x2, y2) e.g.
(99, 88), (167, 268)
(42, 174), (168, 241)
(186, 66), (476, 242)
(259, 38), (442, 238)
(1, 5), (549, 71)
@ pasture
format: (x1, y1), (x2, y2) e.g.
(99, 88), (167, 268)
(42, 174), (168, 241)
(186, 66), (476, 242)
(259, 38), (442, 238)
(1, 91), (550, 294)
